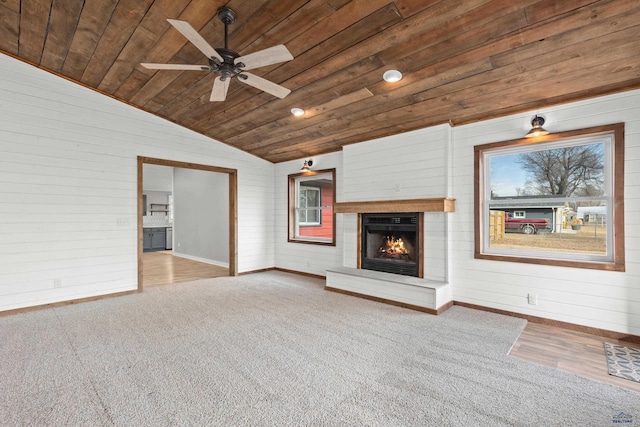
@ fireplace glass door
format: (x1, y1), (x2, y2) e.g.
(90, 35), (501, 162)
(361, 213), (419, 277)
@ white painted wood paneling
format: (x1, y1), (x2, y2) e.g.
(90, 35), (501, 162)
(338, 125), (452, 285)
(342, 125), (450, 202)
(0, 54), (274, 311)
(423, 212), (447, 282)
(450, 88), (640, 335)
(273, 152), (343, 277)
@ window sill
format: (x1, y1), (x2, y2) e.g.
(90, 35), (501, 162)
(475, 252), (625, 272)
(288, 237), (335, 246)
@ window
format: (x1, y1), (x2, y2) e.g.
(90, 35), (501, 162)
(298, 186), (321, 225)
(474, 123), (624, 271)
(288, 169), (336, 245)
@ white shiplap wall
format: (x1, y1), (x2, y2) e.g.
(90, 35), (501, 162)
(273, 152), (344, 276)
(0, 54), (274, 311)
(450, 89), (640, 335)
(341, 125), (452, 282)
(342, 125), (451, 202)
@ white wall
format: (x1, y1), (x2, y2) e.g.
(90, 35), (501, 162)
(450, 89), (640, 336)
(0, 54), (274, 311)
(341, 125), (452, 282)
(142, 164), (173, 192)
(173, 168), (229, 265)
(342, 124), (451, 201)
(274, 152), (344, 276)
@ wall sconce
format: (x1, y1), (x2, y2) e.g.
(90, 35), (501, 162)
(525, 115), (550, 138)
(300, 160), (313, 172)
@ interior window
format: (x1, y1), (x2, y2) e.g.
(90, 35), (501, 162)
(474, 123), (624, 271)
(288, 169), (336, 245)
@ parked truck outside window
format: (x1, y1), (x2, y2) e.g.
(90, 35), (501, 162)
(504, 212), (550, 235)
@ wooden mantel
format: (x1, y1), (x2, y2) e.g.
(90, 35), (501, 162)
(333, 198), (455, 214)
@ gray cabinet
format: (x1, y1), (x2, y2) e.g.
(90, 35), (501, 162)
(143, 231), (152, 250)
(143, 228), (166, 252)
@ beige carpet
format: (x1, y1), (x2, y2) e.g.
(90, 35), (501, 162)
(1, 271), (638, 426)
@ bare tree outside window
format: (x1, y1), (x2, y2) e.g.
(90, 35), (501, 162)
(516, 144), (604, 197)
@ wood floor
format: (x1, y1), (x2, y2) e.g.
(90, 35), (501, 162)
(141, 253), (639, 393)
(510, 322), (640, 393)
(142, 250), (228, 287)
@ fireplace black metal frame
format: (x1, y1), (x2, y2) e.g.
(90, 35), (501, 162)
(359, 212), (423, 278)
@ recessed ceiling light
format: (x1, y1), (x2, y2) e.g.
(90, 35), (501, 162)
(291, 107), (305, 117)
(383, 70), (403, 82)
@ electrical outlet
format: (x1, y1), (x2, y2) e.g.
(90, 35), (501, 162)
(53, 278), (62, 288)
(527, 293), (538, 305)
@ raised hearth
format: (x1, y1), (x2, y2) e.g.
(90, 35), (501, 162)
(326, 267), (452, 314)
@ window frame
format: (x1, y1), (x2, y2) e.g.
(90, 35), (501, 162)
(474, 123), (625, 271)
(288, 168), (336, 246)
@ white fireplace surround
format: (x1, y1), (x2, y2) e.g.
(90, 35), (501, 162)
(326, 198), (454, 314)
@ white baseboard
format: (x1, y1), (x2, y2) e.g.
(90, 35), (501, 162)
(171, 252), (229, 268)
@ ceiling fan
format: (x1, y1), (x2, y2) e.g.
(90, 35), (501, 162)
(141, 7), (293, 102)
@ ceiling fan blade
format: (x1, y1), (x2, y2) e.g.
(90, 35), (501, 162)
(167, 19), (223, 62)
(240, 72), (291, 99)
(210, 76), (230, 102)
(235, 45), (293, 70)
(141, 63), (209, 71)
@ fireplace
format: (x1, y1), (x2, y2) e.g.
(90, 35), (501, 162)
(360, 212), (422, 277)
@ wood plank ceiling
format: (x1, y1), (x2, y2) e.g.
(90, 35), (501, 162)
(2, 0), (640, 163)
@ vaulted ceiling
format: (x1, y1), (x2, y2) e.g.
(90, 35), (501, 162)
(2, 0), (640, 163)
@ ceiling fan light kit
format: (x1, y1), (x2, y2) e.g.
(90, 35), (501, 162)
(141, 7), (293, 102)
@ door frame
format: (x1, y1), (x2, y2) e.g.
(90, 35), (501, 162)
(138, 156), (238, 291)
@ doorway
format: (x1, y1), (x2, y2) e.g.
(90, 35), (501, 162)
(137, 156), (238, 291)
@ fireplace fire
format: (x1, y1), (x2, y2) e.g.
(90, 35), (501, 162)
(380, 236), (409, 258)
(360, 212), (421, 277)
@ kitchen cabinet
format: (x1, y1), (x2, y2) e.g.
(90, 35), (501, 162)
(143, 227), (166, 252)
